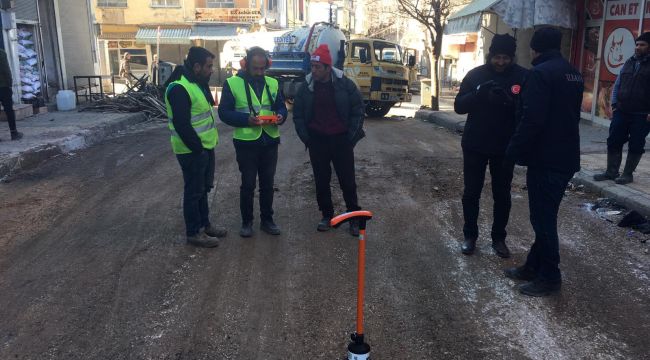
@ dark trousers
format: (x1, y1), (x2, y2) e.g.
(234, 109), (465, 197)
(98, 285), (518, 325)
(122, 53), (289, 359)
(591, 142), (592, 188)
(176, 149), (215, 236)
(308, 133), (360, 218)
(0, 87), (17, 133)
(607, 110), (650, 154)
(235, 143), (278, 224)
(524, 166), (573, 283)
(462, 149), (514, 241)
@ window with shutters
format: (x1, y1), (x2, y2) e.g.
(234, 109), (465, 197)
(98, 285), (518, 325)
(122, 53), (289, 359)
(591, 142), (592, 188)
(206, 0), (234, 8)
(97, 0), (127, 7)
(151, 0), (179, 7)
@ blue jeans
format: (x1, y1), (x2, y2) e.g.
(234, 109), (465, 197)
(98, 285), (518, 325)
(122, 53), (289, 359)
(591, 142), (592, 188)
(524, 167), (574, 283)
(607, 110), (650, 155)
(176, 149), (215, 236)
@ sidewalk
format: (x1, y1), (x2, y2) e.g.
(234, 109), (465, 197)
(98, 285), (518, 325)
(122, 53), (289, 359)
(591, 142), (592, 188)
(0, 110), (148, 181)
(414, 97), (650, 218)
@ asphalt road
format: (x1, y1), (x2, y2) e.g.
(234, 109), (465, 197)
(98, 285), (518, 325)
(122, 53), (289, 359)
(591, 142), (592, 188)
(0, 114), (648, 359)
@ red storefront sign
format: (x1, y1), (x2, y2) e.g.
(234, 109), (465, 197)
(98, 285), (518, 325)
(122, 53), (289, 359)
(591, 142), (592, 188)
(595, 0), (649, 118)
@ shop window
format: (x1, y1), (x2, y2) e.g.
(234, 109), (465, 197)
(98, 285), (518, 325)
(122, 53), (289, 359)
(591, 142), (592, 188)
(151, 0), (180, 6)
(97, 0), (127, 7)
(268, 0), (276, 11)
(109, 48), (148, 76)
(17, 25), (42, 102)
(206, 0), (234, 8)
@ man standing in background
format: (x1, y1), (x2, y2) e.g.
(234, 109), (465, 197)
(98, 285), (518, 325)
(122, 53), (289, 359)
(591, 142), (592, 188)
(0, 48), (22, 141)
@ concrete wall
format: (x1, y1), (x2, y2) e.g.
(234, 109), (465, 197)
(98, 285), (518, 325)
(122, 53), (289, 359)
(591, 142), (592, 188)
(58, 0), (97, 89)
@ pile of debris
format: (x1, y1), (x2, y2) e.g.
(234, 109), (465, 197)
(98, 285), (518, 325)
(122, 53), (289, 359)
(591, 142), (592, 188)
(591, 198), (650, 236)
(79, 78), (167, 121)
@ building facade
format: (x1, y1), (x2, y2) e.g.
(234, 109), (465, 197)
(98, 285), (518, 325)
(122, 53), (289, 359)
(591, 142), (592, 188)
(1, 0), (98, 104)
(93, 0), (309, 86)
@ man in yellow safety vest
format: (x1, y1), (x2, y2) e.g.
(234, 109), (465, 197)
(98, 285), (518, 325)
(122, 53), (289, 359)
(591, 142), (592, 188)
(165, 46), (227, 248)
(218, 46), (288, 237)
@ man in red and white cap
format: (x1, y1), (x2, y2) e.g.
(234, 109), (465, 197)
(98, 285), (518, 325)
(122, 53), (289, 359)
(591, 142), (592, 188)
(293, 44), (366, 236)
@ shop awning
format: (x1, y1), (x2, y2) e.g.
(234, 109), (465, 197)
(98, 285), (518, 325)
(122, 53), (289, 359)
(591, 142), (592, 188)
(491, 0), (576, 30)
(445, 0), (577, 35)
(98, 32), (136, 40)
(135, 27), (192, 45)
(190, 25), (239, 40)
(445, 0), (502, 35)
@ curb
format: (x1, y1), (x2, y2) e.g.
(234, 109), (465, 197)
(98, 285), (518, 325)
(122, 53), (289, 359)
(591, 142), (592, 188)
(415, 109), (465, 133)
(572, 169), (650, 218)
(416, 109), (650, 218)
(0, 112), (148, 181)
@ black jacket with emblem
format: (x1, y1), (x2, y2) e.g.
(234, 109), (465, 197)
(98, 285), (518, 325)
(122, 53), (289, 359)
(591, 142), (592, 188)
(454, 63), (528, 155)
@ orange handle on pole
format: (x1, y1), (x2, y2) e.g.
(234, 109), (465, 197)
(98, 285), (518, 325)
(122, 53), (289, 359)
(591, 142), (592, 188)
(356, 228), (366, 335)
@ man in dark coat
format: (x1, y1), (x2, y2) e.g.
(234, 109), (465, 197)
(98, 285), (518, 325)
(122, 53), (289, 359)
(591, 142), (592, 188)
(0, 49), (22, 141)
(454, 34), (527, 258)
(293, 44), (365, 236)
(504, 27), (584, 297)
(593, 32), (650, 185)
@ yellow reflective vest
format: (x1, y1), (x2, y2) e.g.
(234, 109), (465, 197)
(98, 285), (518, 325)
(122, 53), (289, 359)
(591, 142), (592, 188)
(226, 75), (280, 141)
(165, 75), (218, 154)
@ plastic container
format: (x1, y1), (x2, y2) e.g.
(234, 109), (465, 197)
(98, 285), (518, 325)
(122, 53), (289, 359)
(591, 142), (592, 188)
(56, 90), (76, 111)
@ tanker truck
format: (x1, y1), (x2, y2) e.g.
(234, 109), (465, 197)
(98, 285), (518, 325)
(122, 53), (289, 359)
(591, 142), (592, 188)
(267, 22), (413, 118)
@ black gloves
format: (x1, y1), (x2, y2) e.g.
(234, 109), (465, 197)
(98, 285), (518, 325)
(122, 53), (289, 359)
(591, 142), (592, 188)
(475, 80), (497, 96)
(475, 80), (514, 106)
(488, 86), (514, 106)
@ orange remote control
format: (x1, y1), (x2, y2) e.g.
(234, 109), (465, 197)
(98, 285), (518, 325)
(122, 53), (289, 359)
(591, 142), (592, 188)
(258, 115), (279, 124)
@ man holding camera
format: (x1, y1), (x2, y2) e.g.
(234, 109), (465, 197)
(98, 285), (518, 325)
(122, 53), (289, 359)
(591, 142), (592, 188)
(454, 34), (527, 258)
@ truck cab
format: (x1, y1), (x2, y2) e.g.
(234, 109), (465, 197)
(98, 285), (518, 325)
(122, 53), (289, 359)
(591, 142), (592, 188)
(344, 40), (412, 117)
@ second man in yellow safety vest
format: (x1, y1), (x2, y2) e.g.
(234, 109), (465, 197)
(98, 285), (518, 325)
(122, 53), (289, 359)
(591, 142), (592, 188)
(165, 46), (227, 248)
(218, 46), (288, 237)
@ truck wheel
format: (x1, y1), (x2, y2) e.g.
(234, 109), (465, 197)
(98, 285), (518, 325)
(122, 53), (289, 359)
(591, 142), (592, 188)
(365, 102), (392, 118)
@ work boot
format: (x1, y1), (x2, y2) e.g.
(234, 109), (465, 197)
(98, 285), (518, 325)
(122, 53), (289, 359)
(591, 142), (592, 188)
(491, 240), (511, 258)
(10, 131), (23, 141)
(593, 150), (622, 181)
(204, 224), (227, 238)
(240, 222), (253, 238)
(615, 153), (642, 185)
(260, 219), (281, 235)
(317, 217), (331, 232)
(461, 237), (476, 255)
(186, 233), (219, 248)
(519, 279), (561, 297)
(349, 219), (360, 237)
(504, 266), (537, 281)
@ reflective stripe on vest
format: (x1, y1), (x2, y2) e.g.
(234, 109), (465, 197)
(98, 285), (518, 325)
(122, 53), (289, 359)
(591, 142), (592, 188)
(226, 75), (280, 141)
(164, 76), (219, 154)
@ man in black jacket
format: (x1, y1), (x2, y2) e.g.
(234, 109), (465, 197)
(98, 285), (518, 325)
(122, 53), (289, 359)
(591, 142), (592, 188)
(454, 34), (527, 258)
(504, 27), (584, 297)
(293, 44), (365, 236)
(593, 32), (650, 185)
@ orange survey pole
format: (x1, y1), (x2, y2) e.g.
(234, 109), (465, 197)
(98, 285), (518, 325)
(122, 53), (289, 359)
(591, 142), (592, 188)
(356, 227), (366, 336)
(331, 210), (373, 360)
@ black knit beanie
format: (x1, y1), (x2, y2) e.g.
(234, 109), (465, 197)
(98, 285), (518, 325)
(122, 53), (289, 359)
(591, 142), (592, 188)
(489, 34), (516, 57)
(530, 27), (562, 53)
(637, 32), (650, 44)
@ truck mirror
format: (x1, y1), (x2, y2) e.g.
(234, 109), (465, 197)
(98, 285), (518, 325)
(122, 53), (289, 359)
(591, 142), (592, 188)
(359, 49), (368, 64)
(408, 55), (416, 67)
